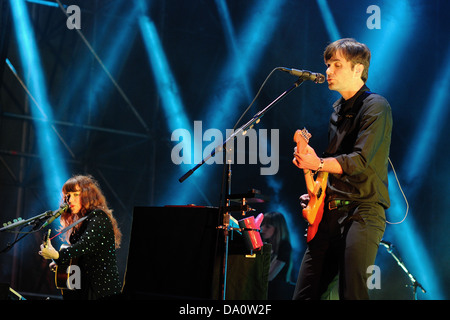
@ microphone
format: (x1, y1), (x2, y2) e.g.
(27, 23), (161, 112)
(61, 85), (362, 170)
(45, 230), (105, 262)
(279, 67), (325, 83)
(42, 203), (69, 228)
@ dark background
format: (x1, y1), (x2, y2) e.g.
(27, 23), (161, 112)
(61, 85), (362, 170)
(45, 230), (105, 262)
(0, 0), (448, 300)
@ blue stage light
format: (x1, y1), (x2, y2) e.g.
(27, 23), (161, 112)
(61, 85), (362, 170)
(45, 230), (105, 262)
(390, 45), (450, 300)
(9, 0), (69, 206)
(316, 0), (341, 41)
(138, 16), (191, 137)
(154, 0), (285, 206)
(25, 0), (59, 8)
(203, 0), (286, 131)
(402, 44), (450, 188)
(214, 0), (252, 100)
(356, 1), (446, 300)
(387, 173), (445, 300)
(362, 0), (414, 92)
(201, 0), (287, 192)
(138, 3), (200, 206)
(137, 0), (189, 136)
(56, 2), (141, 130)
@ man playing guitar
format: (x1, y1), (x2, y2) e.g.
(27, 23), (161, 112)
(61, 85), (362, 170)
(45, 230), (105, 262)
(292, 38), (392, 300)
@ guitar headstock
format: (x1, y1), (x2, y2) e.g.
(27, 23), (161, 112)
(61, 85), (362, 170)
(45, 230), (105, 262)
(294, 128), (311, 143)
(43, 229), (51, 248)
(294, 128), (311, 153)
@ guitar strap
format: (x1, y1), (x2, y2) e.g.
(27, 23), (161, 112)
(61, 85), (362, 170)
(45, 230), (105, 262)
(50, 215), (88, 241)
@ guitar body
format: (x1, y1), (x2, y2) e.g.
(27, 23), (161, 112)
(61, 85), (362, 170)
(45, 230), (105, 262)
(55, 259), (79, 290)
(54, 244), (79, 291)
(55, 261), (73, 290)
(302, 171), (328, 226)
(305, 193), (325, 242)
(294, 128), (328, 242)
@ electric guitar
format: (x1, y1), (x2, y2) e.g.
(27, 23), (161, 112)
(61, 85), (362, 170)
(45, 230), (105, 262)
(294, 128), (328, 242)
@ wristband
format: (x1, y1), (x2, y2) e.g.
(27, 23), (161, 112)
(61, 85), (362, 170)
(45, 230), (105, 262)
(317, 158), (324, 172)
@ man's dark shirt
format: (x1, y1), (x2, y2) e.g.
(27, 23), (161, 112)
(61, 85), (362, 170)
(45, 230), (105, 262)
(324, 85), (392, 209)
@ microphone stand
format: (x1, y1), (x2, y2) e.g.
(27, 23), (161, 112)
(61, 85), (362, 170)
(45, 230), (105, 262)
(178, 77), (305, 183)
(0, 210), (53, 232)
(0, 209), (56, 254)
(380, 240), (426, 300)
(179, 77), (306, 300)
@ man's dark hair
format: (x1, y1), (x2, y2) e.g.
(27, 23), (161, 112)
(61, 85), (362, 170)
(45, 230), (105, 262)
(324, 38), (371, 83)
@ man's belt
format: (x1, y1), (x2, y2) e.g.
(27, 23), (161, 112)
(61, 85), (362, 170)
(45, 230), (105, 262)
(327, 199), (353, 211)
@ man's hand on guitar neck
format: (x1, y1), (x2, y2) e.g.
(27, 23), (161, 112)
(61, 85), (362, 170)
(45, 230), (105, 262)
(293, 144), (321, 171)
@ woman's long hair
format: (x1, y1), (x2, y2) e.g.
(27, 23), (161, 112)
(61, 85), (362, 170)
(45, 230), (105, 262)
(60, 175), (122, 249)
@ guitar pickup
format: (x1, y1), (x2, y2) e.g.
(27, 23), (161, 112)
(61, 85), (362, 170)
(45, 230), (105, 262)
(316, 186), (323, 199)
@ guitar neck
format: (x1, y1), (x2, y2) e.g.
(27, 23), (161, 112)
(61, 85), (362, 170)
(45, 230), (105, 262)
(294, 128), (317, 193)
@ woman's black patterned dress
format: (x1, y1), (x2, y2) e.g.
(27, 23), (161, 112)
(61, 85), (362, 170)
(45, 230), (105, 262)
(55, 210), (122, 300)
